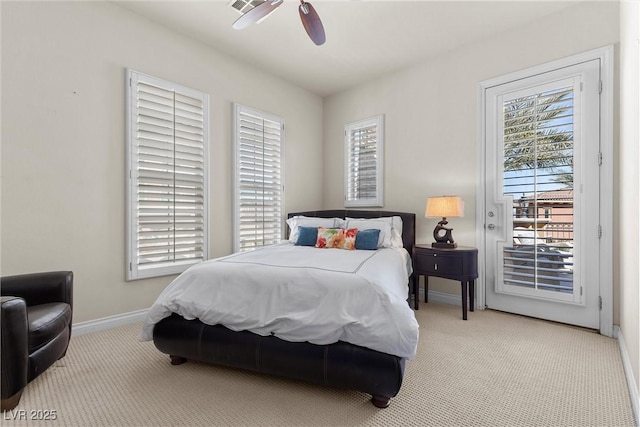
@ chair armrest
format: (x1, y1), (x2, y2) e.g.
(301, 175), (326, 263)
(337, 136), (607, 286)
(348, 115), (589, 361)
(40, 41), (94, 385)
(1, 271), (73, 308)
(1, 297), (28, 399)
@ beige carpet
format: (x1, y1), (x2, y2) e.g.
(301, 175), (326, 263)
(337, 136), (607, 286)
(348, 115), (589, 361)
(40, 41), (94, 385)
(3, 303), (634, 427)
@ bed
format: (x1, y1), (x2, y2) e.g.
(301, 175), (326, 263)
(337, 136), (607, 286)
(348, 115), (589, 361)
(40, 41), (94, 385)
(143, 210), (417, 408)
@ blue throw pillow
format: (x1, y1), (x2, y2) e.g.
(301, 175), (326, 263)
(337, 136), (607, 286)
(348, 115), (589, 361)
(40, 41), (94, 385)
(355, 229), (380, 250)
(295, 226), (318, 246)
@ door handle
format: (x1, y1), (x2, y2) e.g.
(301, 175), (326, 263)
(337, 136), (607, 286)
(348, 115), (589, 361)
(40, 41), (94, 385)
(487, 224), (496, 230)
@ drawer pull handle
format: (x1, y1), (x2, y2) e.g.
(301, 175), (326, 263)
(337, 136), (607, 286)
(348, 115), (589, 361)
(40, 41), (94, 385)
(434, 264), (438, 271)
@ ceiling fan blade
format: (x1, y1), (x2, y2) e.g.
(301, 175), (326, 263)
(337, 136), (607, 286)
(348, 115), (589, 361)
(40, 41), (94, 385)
(299, 1), (326, 46)
(233, 0), (283, 30)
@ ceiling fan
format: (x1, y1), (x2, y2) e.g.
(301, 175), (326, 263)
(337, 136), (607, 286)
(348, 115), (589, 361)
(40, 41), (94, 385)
(231, 0), (326, 46)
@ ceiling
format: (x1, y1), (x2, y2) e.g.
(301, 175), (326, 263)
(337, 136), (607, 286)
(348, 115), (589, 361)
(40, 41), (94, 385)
(115, 0), (584, 97)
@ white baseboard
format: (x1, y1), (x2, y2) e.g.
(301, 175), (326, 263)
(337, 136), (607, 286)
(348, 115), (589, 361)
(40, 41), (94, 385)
(419, 288), (465, 308)
(614, 325), (640, 426)
(427, 289), (463, 307)
(72, 308), (149, 336)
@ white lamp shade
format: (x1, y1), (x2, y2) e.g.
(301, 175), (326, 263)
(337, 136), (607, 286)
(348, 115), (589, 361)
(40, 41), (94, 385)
(425, 196), (464, 218)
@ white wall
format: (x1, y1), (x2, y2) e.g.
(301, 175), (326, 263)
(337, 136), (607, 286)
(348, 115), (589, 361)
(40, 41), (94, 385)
(323, 3), (619, 303)
(619, 0), (640, 403)
(1, 1), (324, 323)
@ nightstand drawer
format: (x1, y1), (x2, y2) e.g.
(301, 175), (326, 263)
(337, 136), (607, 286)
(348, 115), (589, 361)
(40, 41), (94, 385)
(414, 252), (462, 275)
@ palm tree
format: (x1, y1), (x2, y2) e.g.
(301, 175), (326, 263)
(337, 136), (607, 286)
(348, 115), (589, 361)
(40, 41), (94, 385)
(503, 89), (574, 188)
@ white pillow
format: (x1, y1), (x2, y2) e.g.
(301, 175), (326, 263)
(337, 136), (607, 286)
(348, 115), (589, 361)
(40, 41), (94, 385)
(345, 218), (393, 248)
(389, 216), (404, 248)
(346, 216), (404, 248)
(286, 216), (344, 243)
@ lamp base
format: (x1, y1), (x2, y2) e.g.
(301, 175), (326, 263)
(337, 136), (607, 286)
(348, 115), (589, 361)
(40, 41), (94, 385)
(432, 219), (457, 248)
(432, 242), (457, 249)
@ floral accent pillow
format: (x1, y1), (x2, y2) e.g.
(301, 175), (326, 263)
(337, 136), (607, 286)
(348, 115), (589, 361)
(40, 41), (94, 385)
(315, 227), (358, 250)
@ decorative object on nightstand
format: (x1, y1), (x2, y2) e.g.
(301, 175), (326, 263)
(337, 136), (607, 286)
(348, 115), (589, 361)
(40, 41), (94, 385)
(425, 195), (464, 248)
(412, 245), (478, 319)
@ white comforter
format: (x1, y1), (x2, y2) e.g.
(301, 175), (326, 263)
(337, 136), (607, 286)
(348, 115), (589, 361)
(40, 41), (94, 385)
(141, 242), (419, 359)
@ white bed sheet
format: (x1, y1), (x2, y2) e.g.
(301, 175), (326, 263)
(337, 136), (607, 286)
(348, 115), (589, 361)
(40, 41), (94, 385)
(141, 242), (419, 359)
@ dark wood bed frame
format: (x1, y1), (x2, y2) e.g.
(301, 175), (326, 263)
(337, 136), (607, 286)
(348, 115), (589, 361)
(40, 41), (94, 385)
(152, 210), (416, 408)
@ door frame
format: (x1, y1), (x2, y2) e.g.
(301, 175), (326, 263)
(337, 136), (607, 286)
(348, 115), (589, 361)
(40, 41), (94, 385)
(475, 45), (614, 337)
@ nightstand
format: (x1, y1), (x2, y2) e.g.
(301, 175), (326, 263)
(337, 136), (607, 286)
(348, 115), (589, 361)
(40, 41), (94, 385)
(413, 244), (478, 320)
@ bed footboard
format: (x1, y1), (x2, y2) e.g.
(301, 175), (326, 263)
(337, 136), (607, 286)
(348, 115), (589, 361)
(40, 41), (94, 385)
(153, 314), (405, 408)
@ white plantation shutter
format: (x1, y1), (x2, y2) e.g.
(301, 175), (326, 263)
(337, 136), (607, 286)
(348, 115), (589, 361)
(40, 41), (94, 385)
(126, 70), (209, 280)
(344, 115), (384, 207)
(502, 84), (576, 292)
(233, 104), (284, 252)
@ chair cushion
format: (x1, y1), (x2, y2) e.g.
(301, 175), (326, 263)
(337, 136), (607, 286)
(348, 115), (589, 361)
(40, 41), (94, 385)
(26, 303), (71, 352)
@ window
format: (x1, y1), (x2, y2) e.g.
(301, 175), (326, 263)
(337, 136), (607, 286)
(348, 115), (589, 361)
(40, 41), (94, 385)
(233, 104), (284, 252)
(344, 115), (384, 207)
(126, 70), (209, 280)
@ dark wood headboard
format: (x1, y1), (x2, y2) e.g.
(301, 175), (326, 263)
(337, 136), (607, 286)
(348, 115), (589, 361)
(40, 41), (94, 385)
(287, 210), (416, 257)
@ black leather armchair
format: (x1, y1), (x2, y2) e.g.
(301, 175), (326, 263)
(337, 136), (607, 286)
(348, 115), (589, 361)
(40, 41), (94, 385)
(1, 271), (73, 411)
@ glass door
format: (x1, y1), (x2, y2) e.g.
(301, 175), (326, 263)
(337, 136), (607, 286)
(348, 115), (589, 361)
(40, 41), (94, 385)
(484, 59), (601, 329)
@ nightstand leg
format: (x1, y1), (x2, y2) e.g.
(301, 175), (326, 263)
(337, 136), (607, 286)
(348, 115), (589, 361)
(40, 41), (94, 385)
(413, 274), (419, 310)
(424, 276), (429, 303)
(469, 280), (475, 312)
(460, 281), (468, 320)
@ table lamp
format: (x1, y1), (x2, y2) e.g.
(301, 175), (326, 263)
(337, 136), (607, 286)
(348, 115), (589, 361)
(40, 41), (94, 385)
(425, 195), (464, 248)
